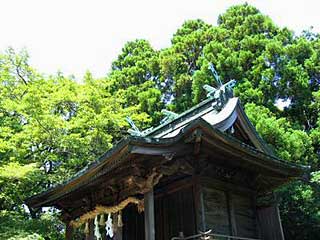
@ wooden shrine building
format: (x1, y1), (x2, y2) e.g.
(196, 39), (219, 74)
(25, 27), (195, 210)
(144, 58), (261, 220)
(26, 78), (306, 240)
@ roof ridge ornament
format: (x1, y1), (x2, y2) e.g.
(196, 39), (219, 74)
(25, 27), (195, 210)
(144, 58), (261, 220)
(126, 116), (143, 136)
(160, 109), (178, 124)
(126, 116), (154, 137)
(203, 63), (236, 109)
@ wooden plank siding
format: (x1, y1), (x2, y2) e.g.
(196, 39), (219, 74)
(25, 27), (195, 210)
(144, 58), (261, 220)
(122, 204), (145, 240)
(232, 194), (257, 238)
(199, 177), (259, 239)
(155, 185), (197, 240)
(201, 187), (231, 235)
(120, 175), (282, 240)
(257, 205), (284, 240)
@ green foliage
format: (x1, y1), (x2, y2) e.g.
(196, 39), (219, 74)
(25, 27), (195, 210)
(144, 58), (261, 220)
(0, 210), (63, 239)
(277, 174), (320, 240)
(159, 19), (212, 111)
(0, 162), (42, 211)
(0, 49), (151, 238)
(245, 103), (316, 166)
(109, 39), (163, 124)
(0, 3), (319, 239)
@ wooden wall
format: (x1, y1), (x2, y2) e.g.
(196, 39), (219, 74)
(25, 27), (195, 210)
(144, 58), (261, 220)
(231, 193), (257, 238)
(121, 178), (197, 240)
(155, 184), (197, 240)
(201, 187), (231, 235)
(151, 174), (261, 239)
(122, 204), (145, 240)
(121, 175), (283, 240)
(122, 179), (198, 240)
(257, 205), (284, 240)
(199, 178), (258, 239)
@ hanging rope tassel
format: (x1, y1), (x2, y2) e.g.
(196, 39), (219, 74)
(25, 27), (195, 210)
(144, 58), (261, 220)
(99, 214), (105, 226)
(84, 221), (89, 235)
(70, 197), (144, 228)
(94, 216), (102, 240)
(105, 213), (114, 238)
(117, 211), (123, 227)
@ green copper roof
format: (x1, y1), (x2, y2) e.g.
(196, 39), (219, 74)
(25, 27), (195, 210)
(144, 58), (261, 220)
(26, 117), (307, 209)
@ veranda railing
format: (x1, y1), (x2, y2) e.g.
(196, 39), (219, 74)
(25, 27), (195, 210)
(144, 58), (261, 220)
(171, 230), (260, 240)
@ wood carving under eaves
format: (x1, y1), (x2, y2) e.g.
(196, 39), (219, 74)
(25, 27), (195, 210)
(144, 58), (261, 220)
(125, 155), (195, 195)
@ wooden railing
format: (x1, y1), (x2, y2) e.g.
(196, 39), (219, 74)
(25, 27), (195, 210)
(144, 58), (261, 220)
(171, 230), (260, 240)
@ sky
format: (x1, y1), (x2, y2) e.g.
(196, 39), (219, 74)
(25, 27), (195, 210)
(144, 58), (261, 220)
(1, 0), (320, 80)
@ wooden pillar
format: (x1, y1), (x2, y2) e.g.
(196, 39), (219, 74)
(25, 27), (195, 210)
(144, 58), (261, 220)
(193, 175), (204, 233)
(275, 203), (285, 240)
(199, 189), (206, 232)
(65, 222), (73, 240)
(144, 189), (155, 240)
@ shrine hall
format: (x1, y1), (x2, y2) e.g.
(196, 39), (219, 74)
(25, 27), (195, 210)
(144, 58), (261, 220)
(26, 72), (306, 240)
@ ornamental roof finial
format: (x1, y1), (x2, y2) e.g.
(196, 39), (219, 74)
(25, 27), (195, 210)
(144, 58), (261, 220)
(126, 116), (143, 136)
(160, 109), (178, 124)
(203, 63), (236, 109)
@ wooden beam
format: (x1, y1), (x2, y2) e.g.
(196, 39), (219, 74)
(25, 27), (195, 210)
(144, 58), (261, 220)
(131, 144), (189, 156)
(155, 176), (194, 198)
(144, 189), (155, 240)
(200, 176), (256, 196)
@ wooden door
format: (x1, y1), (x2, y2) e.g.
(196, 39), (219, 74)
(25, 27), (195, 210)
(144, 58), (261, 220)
(231, 193), (257, 238)
(122, 204), (145, 240)
(155, 186), (197, 240)
(257, 205), (284, 240)
(202, 187), (231, 235)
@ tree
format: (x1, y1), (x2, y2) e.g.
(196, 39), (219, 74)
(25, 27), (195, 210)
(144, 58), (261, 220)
(159, 19), (213, 112)
(159, 4), (320, 238)
(0, 49), (153, 239)
(0, 3), (319, 239)
(108, 39), (163, 125)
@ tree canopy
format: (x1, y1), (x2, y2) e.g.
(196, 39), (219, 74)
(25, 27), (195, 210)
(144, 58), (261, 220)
(0, 4), (319, 239)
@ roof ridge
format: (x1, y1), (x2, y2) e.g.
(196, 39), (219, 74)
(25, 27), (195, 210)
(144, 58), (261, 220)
(144, 97), (217, 137)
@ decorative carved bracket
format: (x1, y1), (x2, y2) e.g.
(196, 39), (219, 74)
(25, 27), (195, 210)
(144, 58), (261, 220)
(184, 129), (203, 155)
